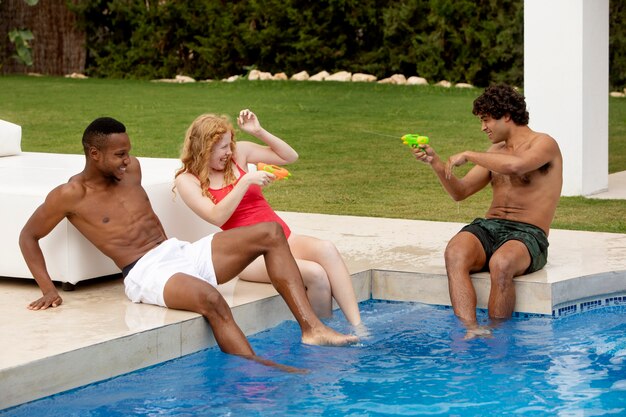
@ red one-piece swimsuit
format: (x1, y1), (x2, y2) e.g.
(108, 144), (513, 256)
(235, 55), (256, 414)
(207, 162), (291, 238)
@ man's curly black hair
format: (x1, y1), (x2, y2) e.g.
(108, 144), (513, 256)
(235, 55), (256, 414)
(472, 84), (529, 125)
(82, 117), (126, 154)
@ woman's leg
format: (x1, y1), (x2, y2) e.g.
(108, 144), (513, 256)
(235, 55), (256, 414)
(210, 223), (358, 345)
(239, 256), (333, 319)
(288, 234), (361, 325)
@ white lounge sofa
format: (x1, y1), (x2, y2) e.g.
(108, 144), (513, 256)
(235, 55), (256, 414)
(0, 120), (218, 288)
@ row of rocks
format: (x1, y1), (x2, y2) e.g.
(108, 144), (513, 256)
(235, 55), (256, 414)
(155, 71), (626, 96)
(154, 70), (476, 88)
(37, 71), (626, 96)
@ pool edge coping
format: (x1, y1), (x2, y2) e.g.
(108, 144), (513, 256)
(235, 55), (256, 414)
(2, 268), (626, 411)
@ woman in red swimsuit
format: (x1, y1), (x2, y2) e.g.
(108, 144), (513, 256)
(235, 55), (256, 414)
(174, 109), (361, 326)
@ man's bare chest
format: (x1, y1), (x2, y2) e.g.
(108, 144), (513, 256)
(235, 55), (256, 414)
(491, 162), (552, 188)
(70, 186), (151, 226)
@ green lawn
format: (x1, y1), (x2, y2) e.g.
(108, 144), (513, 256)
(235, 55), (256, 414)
(1, 75), (625, 233)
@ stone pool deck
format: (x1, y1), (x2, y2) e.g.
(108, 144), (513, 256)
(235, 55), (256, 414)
(1, 204), (626, 409)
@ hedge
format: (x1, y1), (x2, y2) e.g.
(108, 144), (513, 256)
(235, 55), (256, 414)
(68, 0), (625, 89)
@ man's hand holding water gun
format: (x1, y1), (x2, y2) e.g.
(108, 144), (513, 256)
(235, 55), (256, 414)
(405, 132), (477, 187)
(405, 133), (476, 181)
(402, 133), (436, 164)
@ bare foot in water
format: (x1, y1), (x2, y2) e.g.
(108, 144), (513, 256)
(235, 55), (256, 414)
(301, 325), (359, 346)
(246, 355), (309, 374)
(353, 323), (371, 339)
(463, 325), (493, 340)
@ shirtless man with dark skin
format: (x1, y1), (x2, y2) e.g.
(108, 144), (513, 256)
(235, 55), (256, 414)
(413, 84), (563, 338)
(19, 117), (357, 369)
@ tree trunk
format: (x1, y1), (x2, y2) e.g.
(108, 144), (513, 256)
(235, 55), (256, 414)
(0, 0), (86, 75)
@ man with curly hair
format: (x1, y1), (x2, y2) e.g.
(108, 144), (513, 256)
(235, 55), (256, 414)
(413, 84), (563, 338)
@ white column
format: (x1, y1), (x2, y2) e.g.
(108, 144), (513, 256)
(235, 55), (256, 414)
(524, 0), (609, 196)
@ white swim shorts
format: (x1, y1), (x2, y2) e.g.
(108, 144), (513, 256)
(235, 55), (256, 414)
(123, 235), (217, 307)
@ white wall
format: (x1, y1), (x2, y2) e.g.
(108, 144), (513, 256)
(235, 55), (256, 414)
(524, 0), (609, 196)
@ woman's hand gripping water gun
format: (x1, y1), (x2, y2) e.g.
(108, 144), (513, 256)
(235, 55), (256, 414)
(257, 162), (292, 180)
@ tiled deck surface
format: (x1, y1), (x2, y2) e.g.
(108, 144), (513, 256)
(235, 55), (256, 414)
(1, 174), (625, 410)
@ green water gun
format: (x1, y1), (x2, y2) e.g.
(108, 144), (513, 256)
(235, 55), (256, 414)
(401, 134), (430, 149)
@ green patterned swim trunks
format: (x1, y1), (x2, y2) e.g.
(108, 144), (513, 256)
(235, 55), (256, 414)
(460, 218), (549, 274)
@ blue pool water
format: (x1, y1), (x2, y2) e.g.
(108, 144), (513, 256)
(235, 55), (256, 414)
(3, 300), (626, 416)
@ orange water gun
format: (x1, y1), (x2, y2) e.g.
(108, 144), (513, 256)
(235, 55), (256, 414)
(257, 162), (292, 180)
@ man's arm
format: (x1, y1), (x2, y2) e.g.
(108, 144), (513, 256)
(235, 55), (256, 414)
(446, 135), (560, 178)
(414, 145), (491, 201)
(19, 183), (80, 310)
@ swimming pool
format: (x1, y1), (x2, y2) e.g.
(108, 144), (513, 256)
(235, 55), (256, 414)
(3, 300), (625, 416)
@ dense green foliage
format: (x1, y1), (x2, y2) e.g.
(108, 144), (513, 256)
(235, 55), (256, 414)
(1, 75), (624, 233)
(68, 0), (625, 89)
(609, 0), (626, 91)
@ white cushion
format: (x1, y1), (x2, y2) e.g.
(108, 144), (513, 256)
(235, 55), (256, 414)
(0, 119), (22, 156)
(0, 152), (219, 284)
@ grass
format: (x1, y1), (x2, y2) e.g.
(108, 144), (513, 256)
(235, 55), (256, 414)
(1, 75), (625, 233)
